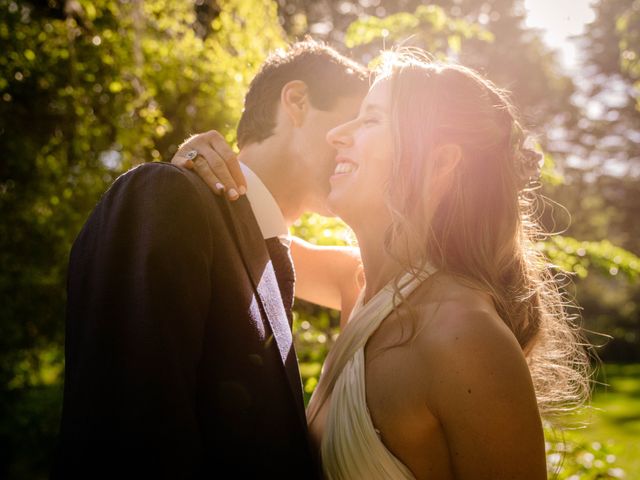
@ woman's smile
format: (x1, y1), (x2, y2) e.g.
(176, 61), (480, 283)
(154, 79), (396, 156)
(326, 78), (395, 223)
(331, 157), (359, 179)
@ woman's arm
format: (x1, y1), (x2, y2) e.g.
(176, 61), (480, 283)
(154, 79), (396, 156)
(426, 307), (547, 479)
(291, 237), (363, 327)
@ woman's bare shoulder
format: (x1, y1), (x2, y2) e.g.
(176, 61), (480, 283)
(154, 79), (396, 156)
(408, 275), (538, 431)
(410, 274), (525, 374)
(400, 278), (545, 478)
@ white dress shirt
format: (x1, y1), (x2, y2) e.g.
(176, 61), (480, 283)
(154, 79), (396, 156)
(240, 163), (290, 246)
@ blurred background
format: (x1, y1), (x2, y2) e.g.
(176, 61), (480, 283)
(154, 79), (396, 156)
(1, 0), (638, 478)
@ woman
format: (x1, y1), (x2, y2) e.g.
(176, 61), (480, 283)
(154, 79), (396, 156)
(178, 51), (590, 479)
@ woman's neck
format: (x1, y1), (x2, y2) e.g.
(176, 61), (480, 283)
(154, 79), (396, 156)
(353, 223), (402, 304)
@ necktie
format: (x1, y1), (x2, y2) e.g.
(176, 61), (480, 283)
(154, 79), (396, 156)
(264, 237), (295, 328)
(265, 236), (308, 425)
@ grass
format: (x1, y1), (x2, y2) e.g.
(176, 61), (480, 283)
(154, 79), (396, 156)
(558, 363), (640, 478)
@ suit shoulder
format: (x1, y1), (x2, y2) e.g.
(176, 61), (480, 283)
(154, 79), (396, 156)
(107, 162), (223, 211)
(115, 161), (199, 189)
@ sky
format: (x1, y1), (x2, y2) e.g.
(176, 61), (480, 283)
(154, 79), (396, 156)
(523, 0), (596, 71)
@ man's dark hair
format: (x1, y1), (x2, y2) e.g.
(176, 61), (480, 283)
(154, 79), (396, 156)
(237, 39), (369, 148)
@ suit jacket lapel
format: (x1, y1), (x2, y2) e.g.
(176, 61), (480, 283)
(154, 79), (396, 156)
(219, 197), (307, 424)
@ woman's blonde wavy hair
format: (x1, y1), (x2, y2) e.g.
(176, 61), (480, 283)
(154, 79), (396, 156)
(376, 50), (592, 420)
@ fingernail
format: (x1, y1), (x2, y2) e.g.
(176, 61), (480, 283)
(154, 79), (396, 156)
(228, 188), (239, 200)
(215, 182), (224, 192)
(238, 185), (247, 195)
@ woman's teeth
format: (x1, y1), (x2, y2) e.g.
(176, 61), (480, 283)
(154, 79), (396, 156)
(334, 162), (357, 174)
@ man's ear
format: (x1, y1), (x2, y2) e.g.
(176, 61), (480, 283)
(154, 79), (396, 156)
(280, 80), (309, 127)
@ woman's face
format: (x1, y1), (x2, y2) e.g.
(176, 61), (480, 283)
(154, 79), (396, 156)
(326, 78), (394, 225)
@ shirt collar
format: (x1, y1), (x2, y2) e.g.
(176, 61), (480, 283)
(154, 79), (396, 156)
(240, 163), (289, 242)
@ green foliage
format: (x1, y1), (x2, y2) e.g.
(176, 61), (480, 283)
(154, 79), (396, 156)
(543, 363), (640, 478)
(0, 0), (285, 377)
(541, 236), (640, 280)
(344, 4), (493, 55)
(540, 151), (565, 186)
(545, 434), (626, 479)
(294, 302), (339, 405)
(0, 1), (285, 477)
(290, 213), (351, 403)
(291, 212), (355, 246)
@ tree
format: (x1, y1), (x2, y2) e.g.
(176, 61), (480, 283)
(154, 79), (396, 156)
(0, 1), (284, 477)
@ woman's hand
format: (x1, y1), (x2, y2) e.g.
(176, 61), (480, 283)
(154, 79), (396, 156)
(171, 130), (247, 201)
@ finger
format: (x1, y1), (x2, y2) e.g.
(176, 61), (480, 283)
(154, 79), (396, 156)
(205, 131), (246, 194)
(171, 152), (195, 169)
(178, 133), (198, 150)
(192, 156), (224, 196)
(200, 144), (241, 201)
(214, 146), (246, 195)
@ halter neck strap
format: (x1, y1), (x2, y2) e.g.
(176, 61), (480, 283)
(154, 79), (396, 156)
(307, 265), (436, 423)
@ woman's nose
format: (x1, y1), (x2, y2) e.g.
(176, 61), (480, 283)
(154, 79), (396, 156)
(326, 121), (353, 149)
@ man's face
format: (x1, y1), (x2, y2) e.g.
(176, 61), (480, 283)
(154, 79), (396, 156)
(293, 94), (364, 216)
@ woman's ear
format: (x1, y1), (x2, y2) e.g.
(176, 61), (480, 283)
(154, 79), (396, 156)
(280, 80), (309, 127)
(433, 143), (462, 179)
(421, 144), (462, 222)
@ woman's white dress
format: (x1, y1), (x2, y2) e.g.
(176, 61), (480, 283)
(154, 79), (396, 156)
(307, 268), (436, 480)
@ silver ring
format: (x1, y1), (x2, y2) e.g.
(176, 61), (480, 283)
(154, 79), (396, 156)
(184, 149), (198, 161)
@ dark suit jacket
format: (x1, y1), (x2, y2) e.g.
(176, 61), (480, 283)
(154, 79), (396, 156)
(51, 162), (319, 479)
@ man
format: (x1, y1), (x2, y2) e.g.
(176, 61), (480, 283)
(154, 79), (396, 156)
(52, 40), (367, 479)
